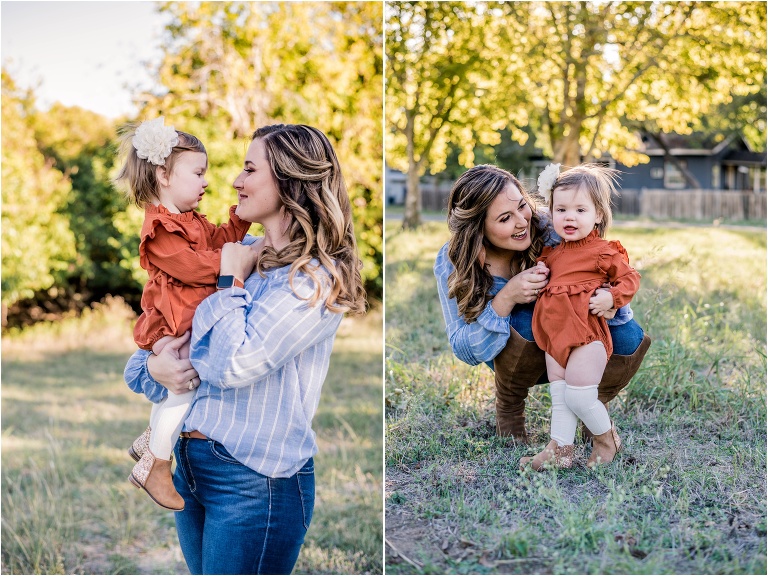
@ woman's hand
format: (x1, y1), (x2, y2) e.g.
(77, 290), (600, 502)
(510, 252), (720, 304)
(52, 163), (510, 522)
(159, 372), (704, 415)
(146, 332), (200, 394)
(492, 261), (550, 316)
(589, 287), (616, 318)
(220, 241), (259, 283)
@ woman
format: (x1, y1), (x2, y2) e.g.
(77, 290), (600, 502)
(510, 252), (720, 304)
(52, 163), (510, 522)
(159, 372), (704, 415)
(434, 164), (650, 443)
(124, 124), (366, 575)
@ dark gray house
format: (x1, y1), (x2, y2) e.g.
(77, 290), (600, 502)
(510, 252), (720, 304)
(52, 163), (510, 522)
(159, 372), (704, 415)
(385, 130), (766, 219)
(614, 132), (766, 192)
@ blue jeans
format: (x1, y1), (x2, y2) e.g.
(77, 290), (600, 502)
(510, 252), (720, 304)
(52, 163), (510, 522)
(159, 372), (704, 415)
(510, 302), (645, 355)
(173, 438), (314, 575)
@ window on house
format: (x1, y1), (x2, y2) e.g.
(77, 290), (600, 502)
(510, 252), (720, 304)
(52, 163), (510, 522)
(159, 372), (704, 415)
(748, 166), (766, 192)
(664, 160), (687, 189)
(650, 167), (664, 180)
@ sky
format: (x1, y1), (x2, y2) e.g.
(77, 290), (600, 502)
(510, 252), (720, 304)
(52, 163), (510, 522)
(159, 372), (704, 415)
(1, 1), (167, 119)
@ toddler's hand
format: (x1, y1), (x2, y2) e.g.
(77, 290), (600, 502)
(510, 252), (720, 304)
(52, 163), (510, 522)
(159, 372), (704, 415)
(221, 241), (258, 282)
(589, 288), (615, 317)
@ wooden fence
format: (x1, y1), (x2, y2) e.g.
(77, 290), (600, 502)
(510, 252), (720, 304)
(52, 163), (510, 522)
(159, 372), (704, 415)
(617, 189), (767, 221)
(421, 181), (453, 212)
(419, 183), (766, 221)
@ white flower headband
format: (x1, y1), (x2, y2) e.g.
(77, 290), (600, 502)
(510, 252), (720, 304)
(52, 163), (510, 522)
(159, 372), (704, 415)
(132, 117), (179, 166)
(537, 163), (561, 197)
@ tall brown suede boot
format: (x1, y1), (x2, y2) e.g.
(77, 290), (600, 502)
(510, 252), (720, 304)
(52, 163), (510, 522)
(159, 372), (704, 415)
(598, 334), (652, 404)
(129, 450), (185, 511)
(519, 439), (575, 471)
(493, 329), (547, 443)
(583, 333), (652, 443)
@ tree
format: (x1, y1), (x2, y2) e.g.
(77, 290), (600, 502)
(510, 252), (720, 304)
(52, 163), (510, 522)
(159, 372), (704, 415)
(33, 104), (143, 305)
(1, 70), (77, 321)
(497, 1), (766, 168)
(387, 1), (766, 225)
(137, 1), (383, 298)
(386, 1), (524, 229)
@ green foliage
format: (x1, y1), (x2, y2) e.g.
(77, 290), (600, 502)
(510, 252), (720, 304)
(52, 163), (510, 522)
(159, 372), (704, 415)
(387, 1), (767, 225)
(33, 104), (143, 303)
(145, 0), (383, 298)
(386, 1), (516, 227)
(2, 2), (383, 318)
(441, 126), (542, 181)
(1, 70), (76, 308)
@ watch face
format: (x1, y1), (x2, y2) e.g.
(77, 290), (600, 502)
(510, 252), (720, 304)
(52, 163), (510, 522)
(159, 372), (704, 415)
(217, 275), (235, 289)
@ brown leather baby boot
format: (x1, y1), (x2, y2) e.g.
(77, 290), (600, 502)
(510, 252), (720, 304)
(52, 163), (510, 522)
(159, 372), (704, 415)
(519, 439), (575, 471)
(128, 426), (151, 462)
(493, 329), (547, 443)
(129, 450), (185, 511)
(587, 423), (622, 468)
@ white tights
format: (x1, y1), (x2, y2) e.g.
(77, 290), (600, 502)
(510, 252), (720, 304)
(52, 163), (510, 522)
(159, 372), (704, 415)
(148, 390), (195, 459)
(564, 384), (611, 437)
(549, 381), (612, 446)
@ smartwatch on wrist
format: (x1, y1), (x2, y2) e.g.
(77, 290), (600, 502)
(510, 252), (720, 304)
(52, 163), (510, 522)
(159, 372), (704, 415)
(216, 275), (244, 290)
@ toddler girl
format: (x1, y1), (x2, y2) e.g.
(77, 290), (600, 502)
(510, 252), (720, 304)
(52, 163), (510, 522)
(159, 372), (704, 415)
(521, 163), (641, 471)
(114, 117), (251, 509)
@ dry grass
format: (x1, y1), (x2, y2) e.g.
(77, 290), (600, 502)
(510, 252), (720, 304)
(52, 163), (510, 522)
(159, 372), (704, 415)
(1, 298), (383, 575)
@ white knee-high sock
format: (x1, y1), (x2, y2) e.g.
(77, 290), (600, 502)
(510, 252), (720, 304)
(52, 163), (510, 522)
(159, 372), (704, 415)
(550, 380), (578, 446)
(564, 384), (611, 436)
(149, 400), (162, 432)
(148, 390), (195, 459)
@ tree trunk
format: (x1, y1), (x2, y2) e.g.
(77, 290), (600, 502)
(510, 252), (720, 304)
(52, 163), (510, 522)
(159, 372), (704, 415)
(553, 127), (582, 168)
(651, 131), (701, 188)
(667, 156), (701, 189)
(402, 110), (422, 229)
(403, 162), (422, 229)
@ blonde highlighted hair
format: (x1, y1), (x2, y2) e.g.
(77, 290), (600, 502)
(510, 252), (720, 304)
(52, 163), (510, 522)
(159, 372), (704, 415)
(447, 165), (546, 323)
(253, 124), (366, 316)
(549, 164), (620, 238)
(113, 124), (207, 207)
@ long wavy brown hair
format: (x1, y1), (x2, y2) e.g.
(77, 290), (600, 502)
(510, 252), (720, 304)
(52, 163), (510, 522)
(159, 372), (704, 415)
(252, 124), (366, 316)
(447, 165), (547, 323)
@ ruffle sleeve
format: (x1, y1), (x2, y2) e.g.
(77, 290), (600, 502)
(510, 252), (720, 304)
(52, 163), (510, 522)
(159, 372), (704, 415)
(597, 241), (630, 275)
(596, 245), (641, 309)
(139, 209), (195, 271)
(608, 240), (630, 264)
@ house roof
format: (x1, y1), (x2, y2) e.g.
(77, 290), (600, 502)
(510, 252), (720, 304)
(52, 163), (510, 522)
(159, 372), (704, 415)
(722, 149), (768, 166)
(638, 131), (756, 157)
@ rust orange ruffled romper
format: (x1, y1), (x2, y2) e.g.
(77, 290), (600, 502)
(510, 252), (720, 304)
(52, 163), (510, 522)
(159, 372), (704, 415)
(532, 230), (641, 368)
(133, 204), (251, 350)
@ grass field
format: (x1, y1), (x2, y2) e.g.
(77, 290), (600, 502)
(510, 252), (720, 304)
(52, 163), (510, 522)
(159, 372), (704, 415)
(1, 298), (383, 575)
(385, 221), (767, 575)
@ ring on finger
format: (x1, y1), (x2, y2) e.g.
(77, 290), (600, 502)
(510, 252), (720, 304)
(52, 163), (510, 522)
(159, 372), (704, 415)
(188, 379), (195, 391)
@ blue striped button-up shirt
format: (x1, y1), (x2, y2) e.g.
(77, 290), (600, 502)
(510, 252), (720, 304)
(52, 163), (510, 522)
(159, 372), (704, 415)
(124, 236), (342, 478)
(434, 215), (633, 369)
